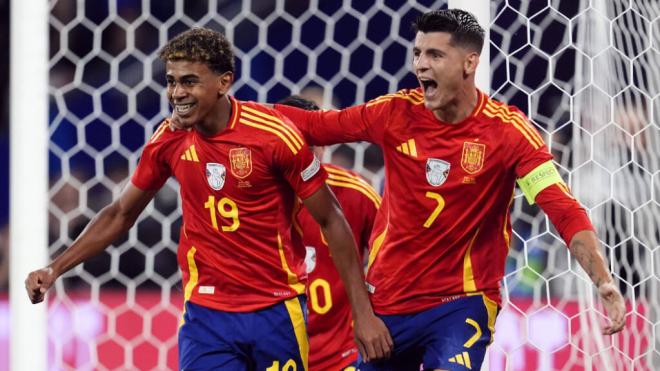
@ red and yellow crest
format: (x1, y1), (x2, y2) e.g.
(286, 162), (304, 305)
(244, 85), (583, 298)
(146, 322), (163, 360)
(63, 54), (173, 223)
(229, 147), (252, 179)
(461, 142), (485, 174)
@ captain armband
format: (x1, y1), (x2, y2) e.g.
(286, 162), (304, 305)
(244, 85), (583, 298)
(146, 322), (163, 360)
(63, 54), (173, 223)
(516, 161), (564, 205)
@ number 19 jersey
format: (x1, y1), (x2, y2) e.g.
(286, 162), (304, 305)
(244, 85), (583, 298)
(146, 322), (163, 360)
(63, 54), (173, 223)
(132, 97), (326, 312)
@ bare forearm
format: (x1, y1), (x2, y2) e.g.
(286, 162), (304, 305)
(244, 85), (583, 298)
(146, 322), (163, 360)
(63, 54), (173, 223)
(322, 216), (374, 318)
(569, 230), (612, 288)
(302, 185), (392, 358)
(49, 203), (136, 276)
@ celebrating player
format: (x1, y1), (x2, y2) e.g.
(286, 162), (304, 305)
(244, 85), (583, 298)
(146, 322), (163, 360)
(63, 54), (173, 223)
(279, 95), (381, 370)
(272, 9), (626, 370)
(25, 28), (392, 370)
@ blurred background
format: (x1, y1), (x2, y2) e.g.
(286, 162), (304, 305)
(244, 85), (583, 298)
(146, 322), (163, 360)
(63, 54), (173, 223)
(2, 0), (660, 370)
(0, 0), (9, 293)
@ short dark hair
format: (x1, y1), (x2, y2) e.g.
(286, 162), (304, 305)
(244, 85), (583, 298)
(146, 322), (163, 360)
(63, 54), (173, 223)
(412, 9), (485, 53)
(158, 27), (235, 74)
(277, 95), (320, 111)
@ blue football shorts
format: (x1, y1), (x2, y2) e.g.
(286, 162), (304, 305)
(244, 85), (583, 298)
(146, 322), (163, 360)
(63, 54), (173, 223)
(178, 296), (308, 371)
(358, 294), (498, 371)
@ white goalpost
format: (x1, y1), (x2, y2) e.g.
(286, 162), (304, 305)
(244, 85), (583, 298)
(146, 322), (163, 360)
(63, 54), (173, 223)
(7, 0), (659, 370)
(9, 0), (49, 370)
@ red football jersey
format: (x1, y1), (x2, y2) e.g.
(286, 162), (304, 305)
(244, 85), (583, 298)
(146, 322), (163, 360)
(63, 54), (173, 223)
(132, 97), (326, 312)
(275, 89), (556, 314)
(298, 164), (380, 370)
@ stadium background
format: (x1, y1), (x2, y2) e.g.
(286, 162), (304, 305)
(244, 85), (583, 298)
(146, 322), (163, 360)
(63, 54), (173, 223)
(2, 0), (659, 370)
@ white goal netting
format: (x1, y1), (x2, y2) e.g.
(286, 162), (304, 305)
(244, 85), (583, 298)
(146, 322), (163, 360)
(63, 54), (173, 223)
(12, 0), (657, 370)
(490, 1), (659, 370)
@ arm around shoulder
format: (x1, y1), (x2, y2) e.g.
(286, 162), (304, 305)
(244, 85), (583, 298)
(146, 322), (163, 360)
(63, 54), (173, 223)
(274, 101), (384, 145)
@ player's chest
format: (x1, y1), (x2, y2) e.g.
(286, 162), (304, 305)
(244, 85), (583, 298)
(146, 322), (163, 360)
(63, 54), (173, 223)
(384, 124), (505, 188)
(171, 139), (274, 198)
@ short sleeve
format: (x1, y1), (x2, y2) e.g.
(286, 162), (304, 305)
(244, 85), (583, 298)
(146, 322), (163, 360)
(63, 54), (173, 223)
(266, 113), (328, 199)
(275, 144), (327, 200)
(131, 139), (171, 191)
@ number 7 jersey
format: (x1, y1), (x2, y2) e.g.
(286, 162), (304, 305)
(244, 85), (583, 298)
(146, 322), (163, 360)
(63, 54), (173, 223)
(132, 97), (326, 312)
(275, 89), (555, 314)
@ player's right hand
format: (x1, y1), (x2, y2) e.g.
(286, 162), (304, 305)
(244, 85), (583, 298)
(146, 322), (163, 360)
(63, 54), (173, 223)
(25, 267), (57, 304)
(353, 312), (394, 362)
(168, 112), (192, 132)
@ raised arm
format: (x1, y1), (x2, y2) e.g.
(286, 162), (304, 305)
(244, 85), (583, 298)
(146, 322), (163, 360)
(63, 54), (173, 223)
(302, 184), (393, 362)
(25, 183), (157, 303)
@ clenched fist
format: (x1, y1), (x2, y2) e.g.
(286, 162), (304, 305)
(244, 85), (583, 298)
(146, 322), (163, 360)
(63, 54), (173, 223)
(25, 267), (57, 304)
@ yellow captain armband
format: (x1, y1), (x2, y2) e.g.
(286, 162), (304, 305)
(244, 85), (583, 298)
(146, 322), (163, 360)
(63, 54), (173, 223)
(516, 161), (564, 205)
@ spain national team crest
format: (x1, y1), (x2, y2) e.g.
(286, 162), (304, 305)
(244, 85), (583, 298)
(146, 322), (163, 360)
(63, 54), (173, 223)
(205, 163), (226, 190)
(426, 158), (451, 186)
(461, 142), (486, 174)
(229, 147), (252, 179)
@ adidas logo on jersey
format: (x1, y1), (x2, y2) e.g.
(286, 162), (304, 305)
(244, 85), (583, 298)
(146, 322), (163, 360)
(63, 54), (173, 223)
(448, 351), (472, 369)
(180, 145), (199, 162)
(395, 139), (417, 157)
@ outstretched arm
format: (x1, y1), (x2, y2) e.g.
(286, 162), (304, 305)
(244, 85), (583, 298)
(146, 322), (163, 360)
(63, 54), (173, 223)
(25, 183), (157, 303)
(302, 184), (393, 362)
(534, 184), (625, 335)
(508, 107), (625, 335)
(568, 230), (625, 335)
(169, 101), (388, 146)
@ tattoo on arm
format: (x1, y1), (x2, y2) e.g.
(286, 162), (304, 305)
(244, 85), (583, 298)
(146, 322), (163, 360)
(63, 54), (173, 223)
(570, 239), (603, 288)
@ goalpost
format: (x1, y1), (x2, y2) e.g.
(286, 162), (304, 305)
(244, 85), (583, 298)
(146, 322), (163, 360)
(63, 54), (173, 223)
(9, 0), (49, 370)
(8, 0), (659, 370)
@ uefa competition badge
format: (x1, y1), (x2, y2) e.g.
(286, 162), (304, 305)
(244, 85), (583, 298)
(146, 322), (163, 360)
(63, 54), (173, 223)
(206, 163), (226, 190)
(304, 246), (317, 274)
(426, 158), (451, 186)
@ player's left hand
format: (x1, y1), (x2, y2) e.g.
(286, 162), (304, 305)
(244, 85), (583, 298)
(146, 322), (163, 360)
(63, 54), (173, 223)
(353, 312), (393, 362)
(598, 280), (625, 335)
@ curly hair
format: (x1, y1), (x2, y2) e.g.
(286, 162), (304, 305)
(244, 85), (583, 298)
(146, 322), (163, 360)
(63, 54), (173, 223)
(158, 27), (235, 74)
(412, 9), (485, 53)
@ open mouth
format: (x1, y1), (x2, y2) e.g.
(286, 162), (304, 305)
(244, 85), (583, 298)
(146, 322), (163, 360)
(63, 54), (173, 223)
(419, 78), (438, 95)
(175, 103), (195, 115)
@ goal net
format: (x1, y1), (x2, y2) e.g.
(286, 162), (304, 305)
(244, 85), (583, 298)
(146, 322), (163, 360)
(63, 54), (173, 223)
(7, 0), (657, 370)
(490, 0), (659, 370)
